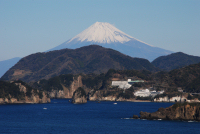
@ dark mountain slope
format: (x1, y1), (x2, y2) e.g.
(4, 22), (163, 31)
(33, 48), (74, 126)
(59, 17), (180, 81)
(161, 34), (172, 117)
(1, 45), (158, 82)
(152, 52), (200, 71)
(0, 57), (21, 77)
(152, 62), (200, 93)
(167, 62), (200, 92)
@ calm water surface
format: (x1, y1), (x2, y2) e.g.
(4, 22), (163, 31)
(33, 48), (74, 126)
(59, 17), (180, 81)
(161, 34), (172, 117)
(0, 99), (199, 134)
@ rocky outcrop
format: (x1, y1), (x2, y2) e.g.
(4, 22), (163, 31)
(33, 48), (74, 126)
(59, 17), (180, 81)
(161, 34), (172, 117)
(89, 90), (117, 101)
(89, 90), (101, 101)
(24, 91), (51, 103)
(154, 96), (188, 102)
(88, 90), (138, 102)
(72, 87), (87, 104)
(49, 90), (65, 98)
(16, 82), (51, 103)
(37, 75), (83, 99)
(15, 82), (27, 93)
(64, 75), (83, 98)
(0, 92), (50, 104)
(0, 81), (50, 104)
(90, 95), (136, 102)
(132, 115), (139, 119)
(137, 103), (200, 121)
(154, 95), (200, 103)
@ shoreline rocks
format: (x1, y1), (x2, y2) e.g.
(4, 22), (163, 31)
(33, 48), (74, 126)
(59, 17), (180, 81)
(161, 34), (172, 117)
(0, 81), (51, 105)
(133, 103), (200, 121)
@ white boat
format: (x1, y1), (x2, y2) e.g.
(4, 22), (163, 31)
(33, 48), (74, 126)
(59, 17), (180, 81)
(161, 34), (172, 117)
(113, 103), (117, 105)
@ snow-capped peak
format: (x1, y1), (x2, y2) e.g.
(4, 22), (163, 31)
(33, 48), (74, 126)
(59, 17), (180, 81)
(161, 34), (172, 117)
(48, 22), (171, 61)
(68, 22), (135, 44)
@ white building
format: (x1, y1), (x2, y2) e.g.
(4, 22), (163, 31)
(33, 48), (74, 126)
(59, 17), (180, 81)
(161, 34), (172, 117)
(150, 90), (164, 97)
(111, 81), (131, 89)
(134, 89), (165, 97)
(134, 89), (151, 97)
(111, 79), (145, 90)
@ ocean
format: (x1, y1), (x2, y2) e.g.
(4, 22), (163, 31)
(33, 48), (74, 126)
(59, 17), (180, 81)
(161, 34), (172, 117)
(0, 99), (199, 134)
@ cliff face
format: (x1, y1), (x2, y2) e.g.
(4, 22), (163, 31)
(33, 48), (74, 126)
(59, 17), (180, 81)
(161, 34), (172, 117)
(72, 87), (87, 104)
(89, 90), (118, 101)
(47, 75), (83, 99)
(65, 75), (83, 98)
(154, 96), (188, 102)
(23, 91), (50, 103)
(0, 81), (50, 104)
(139, 103), (200, 121)
(88, 90), (137, 102)
(89, 94), (117, 101)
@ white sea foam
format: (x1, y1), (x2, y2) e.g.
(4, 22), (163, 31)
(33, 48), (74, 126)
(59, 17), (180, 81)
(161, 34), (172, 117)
(121, 118), (132, 120)
(141, 119), (147, 120)
(187, 121), (195, 122)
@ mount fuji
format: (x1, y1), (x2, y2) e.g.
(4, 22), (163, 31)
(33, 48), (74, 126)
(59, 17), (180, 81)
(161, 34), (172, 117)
(49, 22), (173, 61)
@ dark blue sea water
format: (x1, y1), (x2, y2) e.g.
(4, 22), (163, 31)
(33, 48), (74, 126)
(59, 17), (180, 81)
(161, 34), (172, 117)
(0, 99), (199, 134)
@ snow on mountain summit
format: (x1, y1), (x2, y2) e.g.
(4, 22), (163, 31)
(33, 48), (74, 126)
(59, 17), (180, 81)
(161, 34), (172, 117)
(48, 22), (173, 61)
(68, 22), (134, 44)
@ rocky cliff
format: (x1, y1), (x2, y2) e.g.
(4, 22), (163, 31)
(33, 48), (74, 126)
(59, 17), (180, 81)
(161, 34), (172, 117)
(72, 87), (87, 104)
(137, 103), (200, 121)
(88, 89), (138, 102)
(40, 75), (83, 99)
(30, 68), (200, 102)
(0, 81), (50, 104)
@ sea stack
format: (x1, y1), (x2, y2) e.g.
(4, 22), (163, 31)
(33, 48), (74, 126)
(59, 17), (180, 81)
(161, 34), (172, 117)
(72, 87), (87, 104)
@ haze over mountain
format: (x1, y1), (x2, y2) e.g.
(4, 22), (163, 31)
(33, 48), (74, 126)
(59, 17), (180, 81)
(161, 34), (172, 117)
(49, 22), (173, 61)
(0, 57), (21, 77)
(152, 52), (200, 71)
(1, 45), (158, 82)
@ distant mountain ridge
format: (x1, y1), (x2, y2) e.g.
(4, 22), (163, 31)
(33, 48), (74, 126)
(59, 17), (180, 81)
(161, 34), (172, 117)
(0, 22), (173, 77)
(1, 45), (158, 82)
(152, 52), (200, 71)
(167, 62), (200, 93)
(49, 22), (173, 61)
(0, 57), (21, 77)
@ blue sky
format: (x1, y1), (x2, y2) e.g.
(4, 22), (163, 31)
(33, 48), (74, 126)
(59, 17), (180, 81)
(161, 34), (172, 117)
(0, 0), (200, 61)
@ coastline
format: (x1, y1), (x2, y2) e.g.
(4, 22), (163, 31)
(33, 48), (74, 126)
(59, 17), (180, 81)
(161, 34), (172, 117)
(133, 103), (200, 122)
